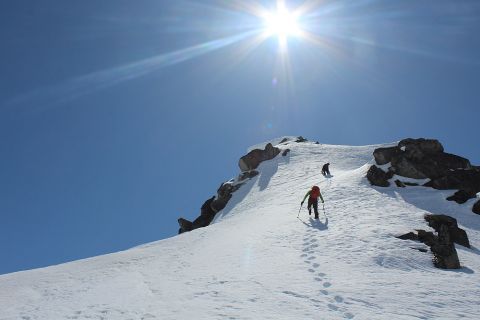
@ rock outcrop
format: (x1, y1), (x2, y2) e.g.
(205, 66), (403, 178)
(373, 146), (401, 166)
(446, 190), (477, 204)
(238, 143), (281, 172)
(397, 214), (469, 269)
(473, 200), (480, 215)
(178, 139), (294, 234)
(424, 214), (470, 248)
(366, 165), (393, 187)
(369, 138), (480, 214)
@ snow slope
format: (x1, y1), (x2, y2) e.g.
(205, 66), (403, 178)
(1, 141), (479, 319)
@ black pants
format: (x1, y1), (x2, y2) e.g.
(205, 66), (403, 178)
(308, 197), (319, 218)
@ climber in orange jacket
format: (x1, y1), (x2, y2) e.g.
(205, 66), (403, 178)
(301, 186), (324, 219)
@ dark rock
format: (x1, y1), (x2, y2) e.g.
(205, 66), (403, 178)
(367, 165), (393, 187)
(178, 218), (193, 234)
(417, 153), (471, 179)
(238, 143), (281, 172)
(395, 180), (406, 188)
(282, 149), (290, 156)
(412, 247), (429, 253)
(238, 170), (259, 181)
(295, 136), (308, 142)
(417, 230), (437, 247)
(473, 200), (480, 215)
(446, 190), (476, 204)
(386, 138), (470, 180)
(390, 155), (428, 179)
(211, 182), (241, 213)
(424, 214), (470, 248)
(397, 232), (418, 241)
(279, 138), (289, 144)
(200, 196), (216, 217)
(404, 182), (419, 186)
(373, 146), (401, 165)
(424, 169), (480, 193)
(399, 138), (444, 157)
(398, 215), (468, 269)
(431, 224), (461, 269)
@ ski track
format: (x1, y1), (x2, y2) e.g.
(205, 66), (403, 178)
(1, 140), (479, 319)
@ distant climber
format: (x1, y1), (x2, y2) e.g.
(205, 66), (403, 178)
(301, 186), (324, 219)
(321, 163), (330, 176)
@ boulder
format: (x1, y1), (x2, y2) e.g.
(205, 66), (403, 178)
(390, 155), (428, 179)
(399, 138), (444, 157)
(431, 224), (461, 269)
(282, 149), (291, 156)
(373, 146), (401, 165)
(446, 190), (476, 204)
(398, 226), (462, 269)
(238, 170), (259, 181)
(473, 200), (480, 215)
(200, 196), (216, 217)
(395, 180), (406, 188)
(415, 153), (471, 179)
(416, 230), (437, 247)
(424, 169), (480, 192)
(424, 214), (470, 248)
(211, 182), (242, 213)
(238, 143), (281, 172)
(366, 165), (393, 187)
(397, 232), (418, 241)
(178, 218), (193, 234)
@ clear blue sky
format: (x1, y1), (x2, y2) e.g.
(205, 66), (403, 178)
(1, 0), (479, 275)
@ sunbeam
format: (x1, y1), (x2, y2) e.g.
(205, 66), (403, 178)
(5, 31), (257, 111)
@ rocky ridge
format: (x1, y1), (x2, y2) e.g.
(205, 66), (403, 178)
(367, 138), (480, 215)
(367, 138), (479, 269)
(177, 137), (305, 234)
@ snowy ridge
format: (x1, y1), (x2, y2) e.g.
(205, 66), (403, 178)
(1, 141), (479, 319)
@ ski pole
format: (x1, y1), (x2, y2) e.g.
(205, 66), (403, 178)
(322, 203), (327, 218)
(297, 203), (303, 218)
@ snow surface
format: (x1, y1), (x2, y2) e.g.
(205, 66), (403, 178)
(1, 141), (479, 319)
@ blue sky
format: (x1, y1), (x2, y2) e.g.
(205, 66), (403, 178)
(1, 0), (479, 275)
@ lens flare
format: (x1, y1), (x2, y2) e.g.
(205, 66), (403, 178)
(263, 3), (302, 46)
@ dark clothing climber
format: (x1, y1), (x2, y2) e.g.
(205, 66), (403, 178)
(301, 186), (324, 219)
(322, 163), (330, 176)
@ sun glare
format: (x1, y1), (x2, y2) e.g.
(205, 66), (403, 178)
(264, 4), (302, 46)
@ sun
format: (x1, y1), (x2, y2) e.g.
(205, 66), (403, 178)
(263, 4), (302, 44)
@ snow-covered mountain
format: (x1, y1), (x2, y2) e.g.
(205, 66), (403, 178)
(1, 140), (479, 319)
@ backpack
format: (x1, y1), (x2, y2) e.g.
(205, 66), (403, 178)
(311, 186), (320, 198)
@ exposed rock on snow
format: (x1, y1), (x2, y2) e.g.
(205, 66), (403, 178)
(370, 138), (480, 214)
(282, 149), (290, 156)
(373, 146), (401, 165)
(398, 138), (444, 158)
(238, 143), (281, 172)
(398, 214), (469, 269)
(446, 190), (477, 204)
(179, 141), (284, 234)
(473, 200), (480, 215)
(295, 136), (308, 142)
(366, 165), (393, 187)
(238, 170), (259, 181)
(425, 214), (470, 248)
(424, 169), (480, 192)
(394, 179), (406, 188)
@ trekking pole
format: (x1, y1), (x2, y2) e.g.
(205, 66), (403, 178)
(297, 203), (303, 218)
(322, 203), (327, 218)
